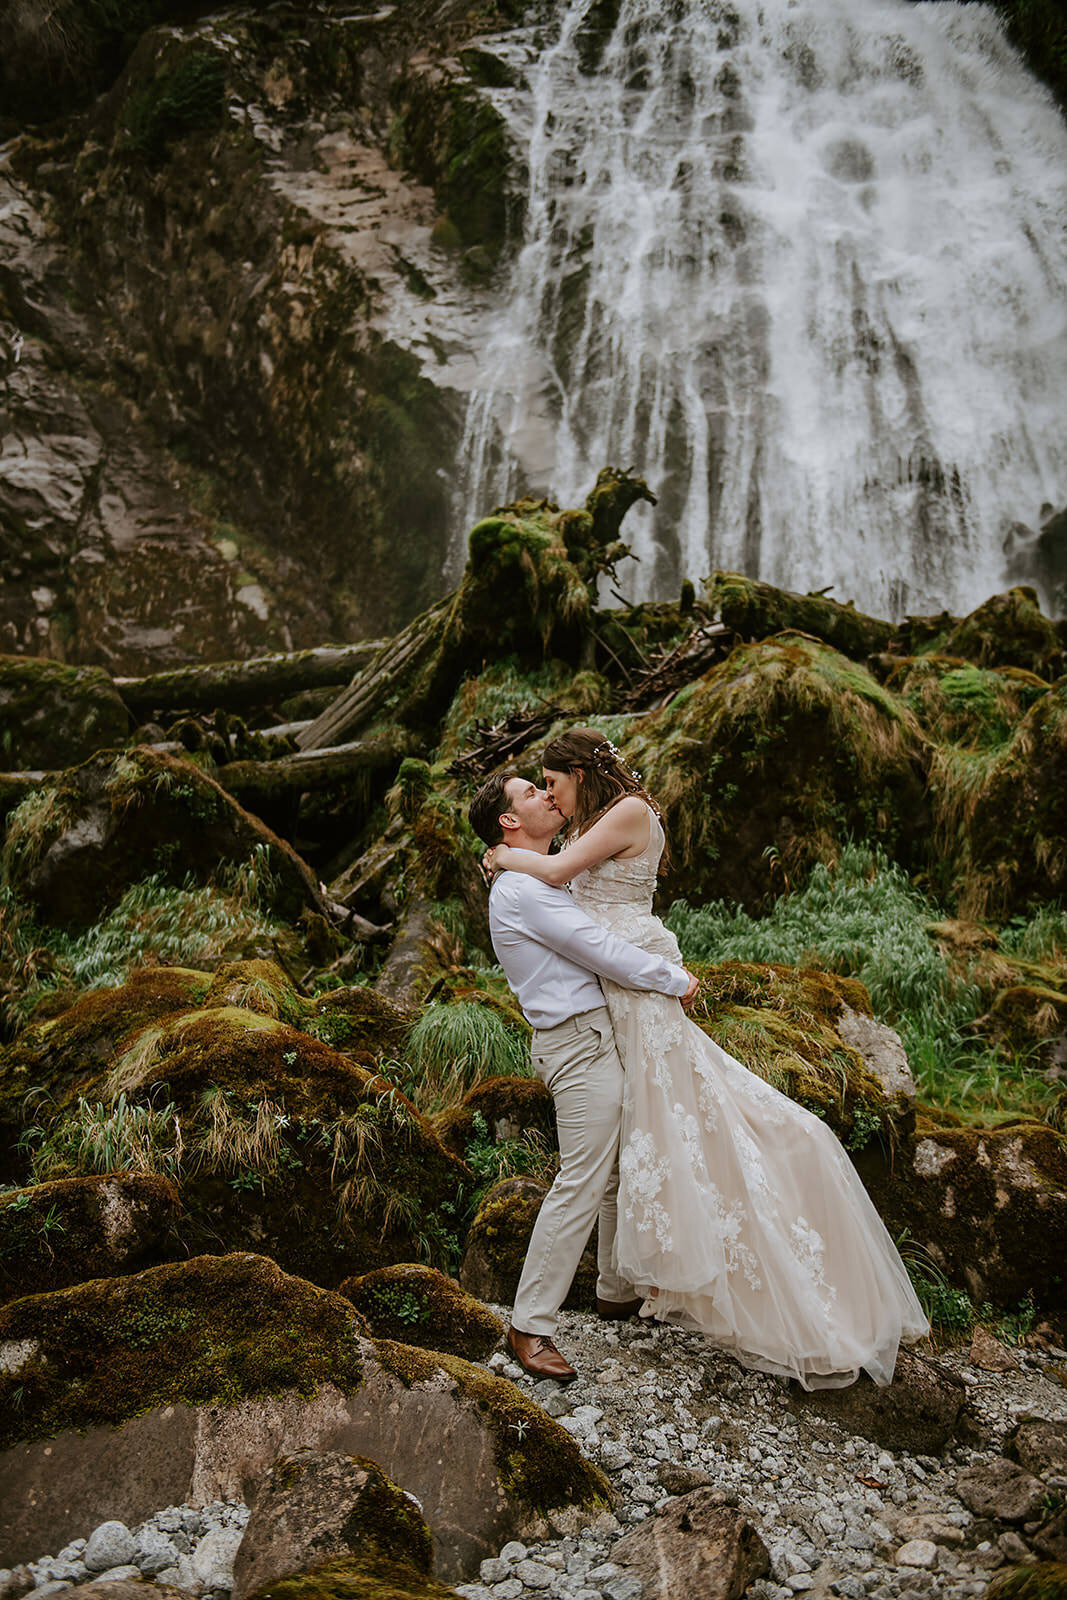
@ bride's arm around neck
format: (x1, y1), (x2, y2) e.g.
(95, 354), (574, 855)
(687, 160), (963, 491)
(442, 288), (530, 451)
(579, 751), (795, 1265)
(495, 795), (652, 887)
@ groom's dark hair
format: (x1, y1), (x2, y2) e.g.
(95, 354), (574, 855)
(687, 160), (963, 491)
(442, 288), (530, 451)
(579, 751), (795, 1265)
(469, 772), (519, 848)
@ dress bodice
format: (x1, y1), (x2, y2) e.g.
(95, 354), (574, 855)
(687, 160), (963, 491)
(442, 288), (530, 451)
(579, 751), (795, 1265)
(567, 806), (681, 959)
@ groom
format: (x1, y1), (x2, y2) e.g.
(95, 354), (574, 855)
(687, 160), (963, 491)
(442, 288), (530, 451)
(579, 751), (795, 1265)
(468, 772), (697, 1381)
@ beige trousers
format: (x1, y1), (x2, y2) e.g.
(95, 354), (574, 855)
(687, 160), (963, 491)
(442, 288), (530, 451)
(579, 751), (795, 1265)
(511, 1005), (635, 1337)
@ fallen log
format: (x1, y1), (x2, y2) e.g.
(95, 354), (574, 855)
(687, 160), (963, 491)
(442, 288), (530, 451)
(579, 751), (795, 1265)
(297, 599), (452, 751)
(214, 729), (420, 804)
(116, 643), (384, 718)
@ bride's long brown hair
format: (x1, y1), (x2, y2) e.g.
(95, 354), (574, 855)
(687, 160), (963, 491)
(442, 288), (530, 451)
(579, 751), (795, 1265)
(542, 726), (669, 867)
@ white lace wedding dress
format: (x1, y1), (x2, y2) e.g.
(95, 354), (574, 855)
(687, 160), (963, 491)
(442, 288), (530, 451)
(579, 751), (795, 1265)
(569, 808), (930, 1389)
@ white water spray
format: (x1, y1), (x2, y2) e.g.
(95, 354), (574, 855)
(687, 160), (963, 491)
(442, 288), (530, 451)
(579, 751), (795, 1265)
(455, 0), (1067, 616)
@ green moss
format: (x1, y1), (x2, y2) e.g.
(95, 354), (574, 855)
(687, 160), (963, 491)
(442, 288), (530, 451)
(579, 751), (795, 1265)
(372, 1338), (611, 1516)
(339, 1263), (503, 1360)
(985, 1564), (1067, 1600)
(122, 44), (226, 166)
(0, 1172), (182, 1302)
(624, 633), (927, 909)
(890, 655), (1050, 750)
(942, 587), (1062, 677)
(204, 959), (304, 1026)
(705, 571), (895, 660)
(0, 1253), (366, 1451)
(0, 965), (211, 1115)
(0, 656), (128, 772)
(931, 679), (1067, 918)
(306, 987), (416, 1059)
(244, 1552), (462, 1600)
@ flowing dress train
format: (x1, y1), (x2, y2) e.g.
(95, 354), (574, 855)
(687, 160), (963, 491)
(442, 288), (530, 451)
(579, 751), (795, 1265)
(569, 809), (929, 1389)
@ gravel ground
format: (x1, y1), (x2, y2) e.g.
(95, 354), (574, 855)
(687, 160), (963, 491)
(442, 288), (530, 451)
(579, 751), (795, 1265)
(8, 1311), (1066, 1600)
(455, 1306), (1067, 1600)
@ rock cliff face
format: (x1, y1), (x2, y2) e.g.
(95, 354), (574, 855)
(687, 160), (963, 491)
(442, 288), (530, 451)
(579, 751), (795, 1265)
(1, 0), (532, 668)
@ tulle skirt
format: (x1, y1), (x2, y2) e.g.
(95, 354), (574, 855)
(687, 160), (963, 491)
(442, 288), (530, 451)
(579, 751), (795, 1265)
(602, 977), (930, 1389)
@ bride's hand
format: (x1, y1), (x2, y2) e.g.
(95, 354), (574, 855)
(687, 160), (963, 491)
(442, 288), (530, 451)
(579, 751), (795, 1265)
(482, 844), (510, 878)
(681, 971), (700, 1009)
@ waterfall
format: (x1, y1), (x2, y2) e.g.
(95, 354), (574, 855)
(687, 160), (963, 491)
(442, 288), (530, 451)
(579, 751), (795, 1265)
(453, 0), (1067, 617)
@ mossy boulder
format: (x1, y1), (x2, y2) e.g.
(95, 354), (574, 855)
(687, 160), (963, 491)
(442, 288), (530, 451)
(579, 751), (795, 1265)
(231, 1449), (448, 1600)
(941, 588), (1063, 677)
(435, 1075), (556, 1161)
(0, 965), (212, 1175)
(0, 1252), (366, 1454)
(705, 571), (894, 660)
(457, 1178), (597, 1311)
(13, 996), (469, 1285)
(306, 986), (418, 1060)
(624, 634), (928, 909)
(863, 1119), (1067, 1309)
(0, 1172), (183, 1304)
(885, 655), (1050, 751)
(2, 747), (328, 928)
(982, 982), (1067, 1067)
(0, 657), (129, 773)
(338, 1264), (504, 1360)
(688, 963), (911, 1152)
(934, 678), (1067, 918)
(0, 1253), (608, 1574)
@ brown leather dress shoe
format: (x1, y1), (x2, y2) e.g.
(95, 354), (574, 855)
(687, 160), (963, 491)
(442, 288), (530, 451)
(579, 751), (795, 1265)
(596, 1296), (644, 1320)
(505, 1326), (578, 1382)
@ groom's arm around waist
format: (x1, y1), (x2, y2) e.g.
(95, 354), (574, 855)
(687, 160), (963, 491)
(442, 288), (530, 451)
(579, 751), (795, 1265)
(490, 873), (689, 997)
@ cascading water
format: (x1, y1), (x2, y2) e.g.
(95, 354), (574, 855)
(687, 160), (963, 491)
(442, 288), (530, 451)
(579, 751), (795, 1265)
(454, 0), (1067, 617)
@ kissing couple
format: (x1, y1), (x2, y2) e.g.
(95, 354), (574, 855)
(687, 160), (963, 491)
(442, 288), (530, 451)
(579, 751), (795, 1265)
(468, 726), (928, 1388)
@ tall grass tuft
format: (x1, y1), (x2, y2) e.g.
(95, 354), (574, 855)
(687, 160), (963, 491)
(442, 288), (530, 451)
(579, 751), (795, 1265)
(400, 1000), (531, 1113)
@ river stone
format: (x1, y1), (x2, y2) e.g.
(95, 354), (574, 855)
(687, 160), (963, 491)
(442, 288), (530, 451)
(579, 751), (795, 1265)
(969, 1326), (1018, 1372)
(84, 1526), (136, 1574)
(954, 1458), (1047, 1523)
(788, 1348), (964, 1453)
(1007, 1418), (1067, 1479)
(894, 1540), (936, 1569)
(611, 1488), (770, 1600)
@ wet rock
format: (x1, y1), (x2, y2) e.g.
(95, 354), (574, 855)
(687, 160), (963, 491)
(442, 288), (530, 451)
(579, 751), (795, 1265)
(611, 1487), (770, 1599)
(1007, 1419), (1067, 1479)
(655, 1461), (715, 1495)
(0, 1253), (609, 1579)
(863, 1121), (1067, 1310)
(231, 1451), (439, 1600)
(0, 1174), (184, 1306)
(339, 1264), (505, 1362)
(0, 658), (128, 774)
(789, 1348), (964, 1453)
(955, 1458), (1047, 1523)
(970, 1326), (1020, 1373)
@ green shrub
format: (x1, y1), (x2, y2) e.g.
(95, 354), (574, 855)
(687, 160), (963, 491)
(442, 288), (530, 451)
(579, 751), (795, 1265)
(124, 46), (226, 165)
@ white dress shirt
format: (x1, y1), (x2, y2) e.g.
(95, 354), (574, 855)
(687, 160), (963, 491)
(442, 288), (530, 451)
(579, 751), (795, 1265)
(489, 871), (689, 1029)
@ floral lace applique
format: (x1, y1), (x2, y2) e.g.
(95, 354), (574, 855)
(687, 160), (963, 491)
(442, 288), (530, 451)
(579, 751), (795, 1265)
(790, 1216), (837, 1307)
(620, 1128), (673, 1250)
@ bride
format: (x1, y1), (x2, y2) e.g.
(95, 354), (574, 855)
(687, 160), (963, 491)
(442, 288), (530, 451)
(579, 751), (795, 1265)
(484, 726), (929, 1389)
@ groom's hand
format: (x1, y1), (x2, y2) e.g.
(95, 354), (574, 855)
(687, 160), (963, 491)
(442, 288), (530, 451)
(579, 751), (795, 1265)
(681, 971), (700, 1009)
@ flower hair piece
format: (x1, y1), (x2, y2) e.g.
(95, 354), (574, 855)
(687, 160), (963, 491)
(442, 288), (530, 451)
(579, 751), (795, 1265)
(593, 739), (643, 784)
